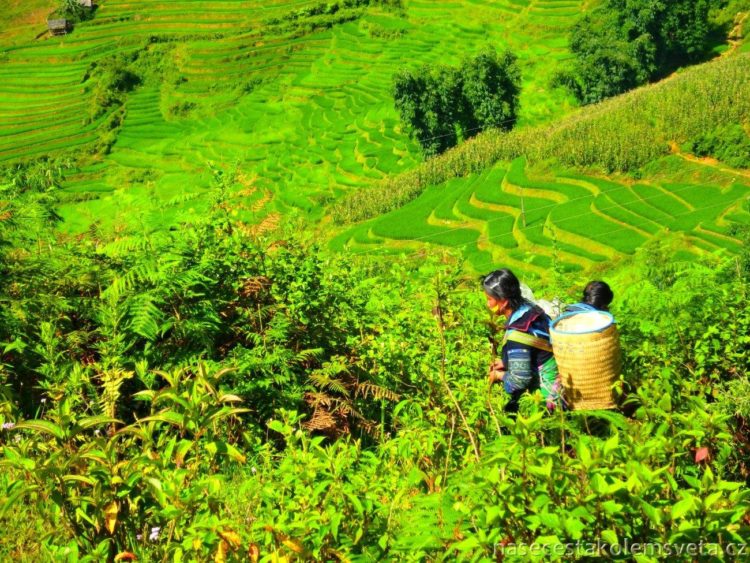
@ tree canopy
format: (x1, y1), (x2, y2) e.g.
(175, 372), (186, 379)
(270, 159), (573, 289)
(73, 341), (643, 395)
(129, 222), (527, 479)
(562, 0), (713, 104)
(393, 47), (521, 156)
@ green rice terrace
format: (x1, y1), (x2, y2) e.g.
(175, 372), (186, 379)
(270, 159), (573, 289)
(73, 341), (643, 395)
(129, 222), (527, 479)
(331, 155), (750, 277)
(0, 0), (748, 278)
(0, 0), (585, 232)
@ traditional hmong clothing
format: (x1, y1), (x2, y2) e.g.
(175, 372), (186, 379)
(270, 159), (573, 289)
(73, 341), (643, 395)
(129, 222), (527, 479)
(500, 303), (565, 412)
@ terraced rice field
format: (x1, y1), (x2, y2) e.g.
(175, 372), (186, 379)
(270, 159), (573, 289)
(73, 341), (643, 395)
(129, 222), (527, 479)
(4, 1), (747, 275)
(330, 156), (750, 278)
(0, 0), (584, 232)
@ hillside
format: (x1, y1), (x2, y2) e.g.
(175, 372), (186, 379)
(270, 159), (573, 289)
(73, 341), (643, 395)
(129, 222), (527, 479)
(331, 51), (750, 277)
(2, 2), (750, 560)
(0, 0), (586, 233)
(332, 156), (750, 276)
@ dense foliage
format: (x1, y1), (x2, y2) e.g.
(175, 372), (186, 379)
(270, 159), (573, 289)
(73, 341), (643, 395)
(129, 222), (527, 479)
(560, 0), (713, 104)
(55, 0), (95, 23)
(1, 160), (749, 560)
(683, 123), (750, 168)
(393, 48), (520, 156)
(1, 2), (749, 560)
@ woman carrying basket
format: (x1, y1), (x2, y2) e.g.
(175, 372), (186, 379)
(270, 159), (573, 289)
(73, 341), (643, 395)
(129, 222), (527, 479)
(484, 269), (565, 412)
(564, 280), (614, 314)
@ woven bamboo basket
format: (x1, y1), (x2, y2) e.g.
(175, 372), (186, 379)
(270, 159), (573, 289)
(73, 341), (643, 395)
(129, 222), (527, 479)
(550, 311), (621, 410)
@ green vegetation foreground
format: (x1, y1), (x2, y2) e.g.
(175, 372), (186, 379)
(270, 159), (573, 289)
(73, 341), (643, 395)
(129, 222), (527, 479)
(1, 176), (749, 560)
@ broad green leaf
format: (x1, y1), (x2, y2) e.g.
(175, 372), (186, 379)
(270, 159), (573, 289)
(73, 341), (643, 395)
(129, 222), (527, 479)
(0, 482), (38, 518)
(174, 439), (194, 466)
(658, 394), (672, 412)
(346, 492), (364, 516)
(528, 459), (553, 478)
(538, 512), (560, 529)
(603, 433), (619, 456)
(590, 474), (608, 495)
(564, 518), (586, 540)
(16, 420), (64, 440)
(703, 491), (723, 510)
(485, 506), (502, 526)
(62, 475), (96, 486)
(224, 442), (246, 464)
(140, 411), (185, 428)
(77, 416), (121, 430)
(75, 507), (96, 527)
(671, 498), (695, 519)
(534, 535), (562, 546)
(451, 536), (480, 552)
(152, 392), (191, 411)
(208, 407), (250, 422)
(330, 512), (341, 541)
(133, 390), (156, 401)
(267, 420), (285, 434)
(146, 477), (167, 507)
(642, 502), (662, 525)
(578, 441), (592, 468)
(717, 481), (742, 491)
(80, 449), (108, 463)
(602, 500), (623, 514)
(601, 529), (618, 545)
(218, 393), (243, 403)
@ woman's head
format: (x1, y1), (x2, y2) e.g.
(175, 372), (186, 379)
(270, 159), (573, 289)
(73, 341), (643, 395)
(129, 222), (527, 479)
(483, 268), (524, 317)
(583, 280), (613, 311)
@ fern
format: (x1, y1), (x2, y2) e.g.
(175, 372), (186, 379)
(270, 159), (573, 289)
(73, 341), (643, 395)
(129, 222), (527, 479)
(127, 293), (165, 342)
(98, 235), (151, 257)
(358, 382), (400, 402)
(98, 368), (133, 419)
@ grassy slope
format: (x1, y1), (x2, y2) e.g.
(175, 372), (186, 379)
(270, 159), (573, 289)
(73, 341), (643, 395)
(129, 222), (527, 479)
(0, 0), (584, 233)
(0, 0), (57, 44)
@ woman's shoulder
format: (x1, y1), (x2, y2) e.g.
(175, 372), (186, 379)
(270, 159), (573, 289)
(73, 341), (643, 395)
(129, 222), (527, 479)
(508, 303), (550, 333)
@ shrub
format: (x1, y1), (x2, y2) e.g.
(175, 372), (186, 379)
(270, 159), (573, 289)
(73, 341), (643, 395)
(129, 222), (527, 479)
(683, 123), (750, 168)
(565, 0), (713, 104)
(393, 47), (520, 157)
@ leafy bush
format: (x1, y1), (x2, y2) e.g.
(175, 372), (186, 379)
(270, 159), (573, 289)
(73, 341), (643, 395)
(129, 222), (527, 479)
(393, 47), (520, 156)
(2, 364), (247, 561)
(564, 0), (713, 104)
(1, 162), (749, 558)
(683, 123), (750, 168)
(85, 54), (141, 122)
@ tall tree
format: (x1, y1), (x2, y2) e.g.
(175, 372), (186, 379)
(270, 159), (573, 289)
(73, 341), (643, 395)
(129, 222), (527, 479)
(461, 47), (521, 132)
(393, 47), (520, 157)
(564, 0), (714, 104)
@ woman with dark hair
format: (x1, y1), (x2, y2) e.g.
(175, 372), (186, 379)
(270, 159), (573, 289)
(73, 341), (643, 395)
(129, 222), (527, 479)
(484, 268), (564, 412)
(565, 281), (614, 313)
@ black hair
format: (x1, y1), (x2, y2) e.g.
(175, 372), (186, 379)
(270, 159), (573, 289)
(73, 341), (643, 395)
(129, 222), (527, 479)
(482, 268), (525, 311)
(583, 280), (614, 311)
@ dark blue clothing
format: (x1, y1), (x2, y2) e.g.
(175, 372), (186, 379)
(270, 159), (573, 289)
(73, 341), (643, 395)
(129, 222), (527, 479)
(500, 304), (556, 413)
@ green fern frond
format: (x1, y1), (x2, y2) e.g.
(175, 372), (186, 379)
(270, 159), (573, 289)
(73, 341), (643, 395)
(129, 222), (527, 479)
(293, 348), (324, 366)
(127, 294), (165, 341)
(357, 382), (400, 402)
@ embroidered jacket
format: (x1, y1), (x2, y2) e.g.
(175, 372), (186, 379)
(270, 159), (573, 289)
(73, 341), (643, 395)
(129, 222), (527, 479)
(500, 303), (564, 412)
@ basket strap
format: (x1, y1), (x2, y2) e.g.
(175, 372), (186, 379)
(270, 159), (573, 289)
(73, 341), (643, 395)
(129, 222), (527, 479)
(503, 330), (553, 353)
